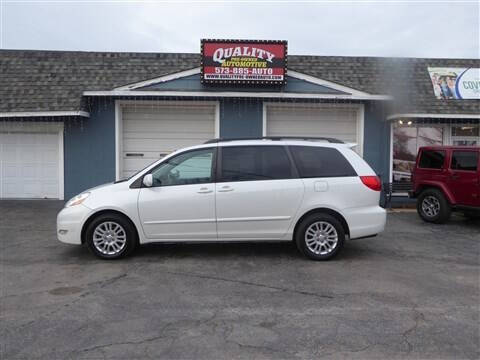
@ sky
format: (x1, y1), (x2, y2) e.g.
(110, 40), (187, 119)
(0, 0), (479, 59)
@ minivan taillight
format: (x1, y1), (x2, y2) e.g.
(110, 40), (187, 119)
(360, 176), (382, 191)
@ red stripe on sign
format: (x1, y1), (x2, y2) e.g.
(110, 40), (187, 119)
(203, 43), (285, 58)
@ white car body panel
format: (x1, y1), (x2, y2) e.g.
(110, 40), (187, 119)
(216, 179), (304, 240)
(57, 140), (386, 246)
(138, 184), (216, 240)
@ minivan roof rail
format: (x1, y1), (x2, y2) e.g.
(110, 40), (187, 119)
(204, 136), (345, 144)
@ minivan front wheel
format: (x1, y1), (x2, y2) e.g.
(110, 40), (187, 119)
(295, 214), (345, 260)
(85, 213), (137, 259)
(417, 189), (451, 224)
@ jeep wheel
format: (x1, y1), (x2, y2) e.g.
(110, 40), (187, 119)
(417, 189), (451, 224)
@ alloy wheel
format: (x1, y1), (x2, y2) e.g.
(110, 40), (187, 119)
(93, 221), (127, 256)
(305, 221), (339, 255)
(422, 196), (440, 218)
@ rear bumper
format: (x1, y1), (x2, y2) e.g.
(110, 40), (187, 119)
(56, 204), (92, 245)
(343, 205), (386, 239)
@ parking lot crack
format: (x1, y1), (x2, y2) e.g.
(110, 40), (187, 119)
(401, 305), (425, 354)
(163, 270), (334, 299)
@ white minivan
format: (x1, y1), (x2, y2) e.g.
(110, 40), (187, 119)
(57, 138), (386, 260)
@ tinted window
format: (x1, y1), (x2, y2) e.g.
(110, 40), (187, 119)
(220, 146), (293, 182)
(451, 151), (478, 171)
(418, 150), (445, 169)
(290, 146), (357, 178)
(151, 148), (214, 186)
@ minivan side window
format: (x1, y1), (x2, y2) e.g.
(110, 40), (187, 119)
(150, 148), (214, 186)
(451, 151), (479, 172)
(418, 150), (445, 169)
(289, 146), (357, 178)
(220, 146), (293, 182)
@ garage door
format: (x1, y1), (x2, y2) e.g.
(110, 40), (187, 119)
(265, 104), (361, 153)
(0, 132), (60, 199)
(121, 103), (216, 179)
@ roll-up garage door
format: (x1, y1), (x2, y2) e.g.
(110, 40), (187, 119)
(265, 104), (361, 152)
(0, 132), (60, 199)
(121, 103), (216, 179)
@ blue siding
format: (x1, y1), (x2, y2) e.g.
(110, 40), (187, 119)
(220, 99), (263, 138)
(64, 99), (116, 198)
(141, 74), (345, 94)
(363, 102), (390, 183)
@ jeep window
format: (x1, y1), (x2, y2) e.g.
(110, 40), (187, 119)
(418, 150), (445, 169)
(220, 146), (293, 182)
(290, 146), (357, 178)
(451, 151), (479, 172)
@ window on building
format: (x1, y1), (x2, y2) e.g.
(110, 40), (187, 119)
(151, 148), (214, 186)
(290, 146), (357, 178)
(392, 124), (444, 183)
(220, 146), (293, 182)
(451, 151), (479, 172)
(418, 150), (445, 169)
(451, 125), (480, 146)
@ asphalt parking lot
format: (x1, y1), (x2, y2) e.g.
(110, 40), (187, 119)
(1, 201), (479, 359)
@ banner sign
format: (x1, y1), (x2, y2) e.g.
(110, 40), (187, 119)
(428, 67), (480, 100)
(201, 39), (287, 85)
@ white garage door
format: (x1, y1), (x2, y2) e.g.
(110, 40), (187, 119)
(265, 104), (362, 153)
(0, 132), (61, 199)
(121, 103), (217, 179)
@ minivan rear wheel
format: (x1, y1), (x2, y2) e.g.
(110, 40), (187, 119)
(417, 188), (451, 224)
(85, 213), (137, 259)
(295, 213), (345, 260)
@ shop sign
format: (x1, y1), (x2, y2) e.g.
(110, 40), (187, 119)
(201, 39), (287, 85)
(428, 67), (480, 99)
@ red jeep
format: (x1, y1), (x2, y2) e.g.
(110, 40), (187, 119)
(410, 146), (480, 223)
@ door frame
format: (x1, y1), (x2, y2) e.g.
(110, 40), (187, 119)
(0, 121), (64, 200)
(262, 102), (365, 157)
(114, 99), (220, 181)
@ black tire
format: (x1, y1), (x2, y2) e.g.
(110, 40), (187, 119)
(295, 213), (345, 261)
(85, 213), (137, 259)
(417, 188), (451, 224)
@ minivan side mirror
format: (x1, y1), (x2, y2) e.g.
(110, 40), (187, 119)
(143, 174), (153, 187)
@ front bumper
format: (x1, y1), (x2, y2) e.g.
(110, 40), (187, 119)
(56, 204), (92, 244)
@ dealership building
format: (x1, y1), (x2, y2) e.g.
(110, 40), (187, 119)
(0, 42), (479, 200)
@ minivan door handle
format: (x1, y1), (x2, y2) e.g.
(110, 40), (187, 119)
(197, 187), (213, 194)
(218, 185), (234, 192)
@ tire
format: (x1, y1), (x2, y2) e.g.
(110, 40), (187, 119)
(85, 213), (137, 259)
(295, 213), (345, 261)
(417, 188), (451, 224)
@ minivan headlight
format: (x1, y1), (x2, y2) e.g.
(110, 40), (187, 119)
(65, 192), (90, 208)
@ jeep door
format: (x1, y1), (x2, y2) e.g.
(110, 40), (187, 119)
(448, 149), (480, 207)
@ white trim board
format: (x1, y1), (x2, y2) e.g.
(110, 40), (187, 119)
(286, 70), (372, 97)
(387, 113), (480, 120)
(113, 66), (382, 99)
(114, 68), (201, 90)
(262, 102), (365, 157)
(85, 90), (392, 101)
(0, 111), (90, 118)
(114, 99), (220, 181)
